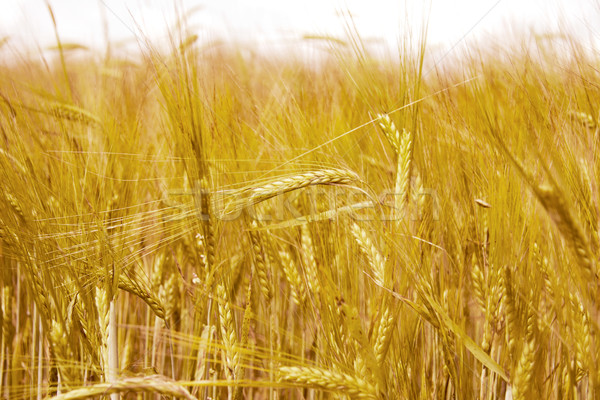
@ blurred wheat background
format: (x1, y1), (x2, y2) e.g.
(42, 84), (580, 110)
(1, 2), (600, 399)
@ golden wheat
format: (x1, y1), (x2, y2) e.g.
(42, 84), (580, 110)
(279, 366), (379, 399)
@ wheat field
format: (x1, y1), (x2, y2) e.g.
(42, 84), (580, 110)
(0, 13), (599, 400)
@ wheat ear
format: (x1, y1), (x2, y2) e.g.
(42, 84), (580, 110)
(534, 184), (594, 279)
(95, 286), (110, 379)
(377, 114), (401, 153)
(279, 366), (379, 399)
(217, 283), (238, 382)
(300, 224), (321, 309)
(378, 114), (413, 218)
(511, 307), (536, 400)
(279, 249), (306, 306)
(47, 102), (101, 126)
(245, 168), (359, 206)
(117, 275), (166, 320)
(248, 222), (272, 301)
(340, 302), (385, 392)
(350, 222), (386, 286)
(233, 271), (253, 400)
(502, 265), (518, 359)
(49, 319), (74, 390)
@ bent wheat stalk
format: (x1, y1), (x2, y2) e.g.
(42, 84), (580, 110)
(46, 375), (195, 400)
(247, 169), (358, 204)
(218, 169), (359, 217)
(279, 366), (379, 399)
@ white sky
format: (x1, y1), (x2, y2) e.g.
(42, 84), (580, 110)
(0, 0), (599, 59)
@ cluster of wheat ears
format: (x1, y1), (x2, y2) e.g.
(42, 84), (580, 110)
(0, 18), (599, 400)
